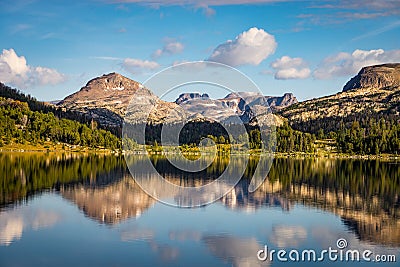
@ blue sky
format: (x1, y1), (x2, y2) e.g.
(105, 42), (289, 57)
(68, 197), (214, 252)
(0, 0), (399, 101)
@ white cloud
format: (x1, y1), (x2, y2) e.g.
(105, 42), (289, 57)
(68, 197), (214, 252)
(270, 225), (307, 248)
(122, 58), (160, 74)
(270, 56), (311, 79)
(208, 27), (277, 66)
(271, 56), (304, 69)
(0, 216), (23, 246)
(202, 235), (270, 267)
(0, 49), (29, 76)
(314, 49), (400, 79)
(0, 208), (62, 246)
(275, 68), (311, 80)
(152, 40), (184, 58)
(0, 48), (65, 88)
(30, 67), (65, 86)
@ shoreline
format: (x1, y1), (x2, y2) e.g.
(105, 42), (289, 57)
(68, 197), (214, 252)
(0, 146), (398, 160)
(273, 152), (399, 160)
(0, 144), (120, 155)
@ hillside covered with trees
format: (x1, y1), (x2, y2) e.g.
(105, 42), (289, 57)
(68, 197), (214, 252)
(0, 97), (120, 150)
(0, 82), (398, 155)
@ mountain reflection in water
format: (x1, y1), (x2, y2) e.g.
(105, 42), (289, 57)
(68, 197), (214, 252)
(0, 153), (399, 248)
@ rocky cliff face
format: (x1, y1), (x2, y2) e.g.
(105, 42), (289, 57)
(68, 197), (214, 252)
(266, 93), (298, 110)
(343, 63), (400, 91)
(280, 63), (400, 124)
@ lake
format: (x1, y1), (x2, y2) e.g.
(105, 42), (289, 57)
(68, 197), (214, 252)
(0, 152), (399, 266)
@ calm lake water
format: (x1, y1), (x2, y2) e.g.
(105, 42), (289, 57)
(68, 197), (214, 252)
(0, 152), (399, 266)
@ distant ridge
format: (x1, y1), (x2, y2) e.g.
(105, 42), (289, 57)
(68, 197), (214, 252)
(57, 73), (296, 127)
(175, 93), (210, 104)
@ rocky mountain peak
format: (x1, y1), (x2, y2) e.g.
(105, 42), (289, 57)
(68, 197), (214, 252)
(282, 92), (295, 99)
(343, 63), (400, 92)
(175, 92), (210, 104)
(58, 73), (150, 128)
(83, 72), (143, 92)
(274, 93), (298, 107)
(263, 92), (298, 110)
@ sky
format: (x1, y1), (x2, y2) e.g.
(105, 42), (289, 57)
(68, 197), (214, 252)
(0, 0), (399, 101)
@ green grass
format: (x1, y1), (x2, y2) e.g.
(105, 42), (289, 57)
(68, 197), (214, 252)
(0, 138), (118, 153)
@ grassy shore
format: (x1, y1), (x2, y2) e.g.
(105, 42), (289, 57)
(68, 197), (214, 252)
(0, 141), (398, 160)
(0, 141), (119, 154)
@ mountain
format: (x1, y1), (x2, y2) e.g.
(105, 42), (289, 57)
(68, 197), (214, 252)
(279, 63), (400, 133)
(0, 83), (60, 114)
(62, 175), (154, 224)
(221, 92), (297, 112)
(58, 73), (297, 127)
(343, 63), (400, 92)
(265, 93), (298, 110)
(175, 93), (209, 104)
(58, 72), (179, 127)
(58, 73), (145, 128)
